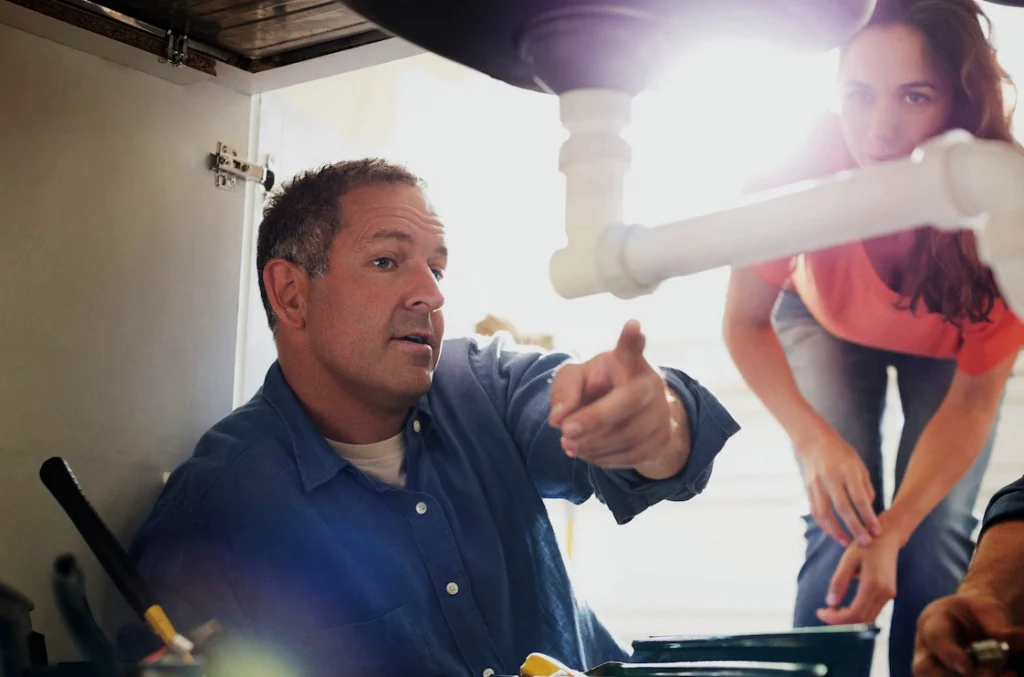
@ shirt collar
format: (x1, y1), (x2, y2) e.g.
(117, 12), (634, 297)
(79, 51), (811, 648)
(260, 361), (434, 493)
(415, 391), (434, 429)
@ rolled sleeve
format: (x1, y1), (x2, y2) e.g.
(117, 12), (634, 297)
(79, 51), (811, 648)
(981, 474), (1024, 533)
(592, 368), (740, 525)
(470, 334), (740, 525)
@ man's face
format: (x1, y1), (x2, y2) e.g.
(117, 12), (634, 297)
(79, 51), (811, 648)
(305, 183), (447, 407)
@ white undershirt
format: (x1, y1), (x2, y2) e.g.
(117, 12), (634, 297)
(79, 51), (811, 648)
(326, 432), (407, 488)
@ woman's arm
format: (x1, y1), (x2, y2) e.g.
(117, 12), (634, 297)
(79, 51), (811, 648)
(820, 352), (1017, 626)
(885, 353), (1016, 544)
(723, 268), (826, 446)
(723, 267), (879, 544)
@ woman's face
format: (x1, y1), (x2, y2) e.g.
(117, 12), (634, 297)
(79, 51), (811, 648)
(839, 23), (954, 167)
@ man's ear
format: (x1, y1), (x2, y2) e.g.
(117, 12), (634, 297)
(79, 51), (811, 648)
(263, 259), (310, 330)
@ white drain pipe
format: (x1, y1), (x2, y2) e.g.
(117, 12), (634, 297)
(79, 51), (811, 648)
(549, 89), (1024, 317)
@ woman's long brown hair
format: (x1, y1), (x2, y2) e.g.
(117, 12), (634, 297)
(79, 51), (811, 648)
(861, 0), (1019, 326)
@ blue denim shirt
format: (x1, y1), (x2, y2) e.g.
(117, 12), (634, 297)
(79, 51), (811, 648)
(127, 335), (738, 677)
(983, 474), (1024, 531)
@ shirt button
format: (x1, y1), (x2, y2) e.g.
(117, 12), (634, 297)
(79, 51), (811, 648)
(445, 582), (459, 596)
(415, 502), (428, 515)
(412, 419), (421, 433)
(483, 670), (495, 677)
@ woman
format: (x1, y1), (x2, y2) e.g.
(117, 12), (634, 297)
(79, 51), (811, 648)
(722, 2), (1024, 676)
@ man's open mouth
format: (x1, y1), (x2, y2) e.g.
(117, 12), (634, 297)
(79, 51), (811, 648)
(396, 335), (429, 344)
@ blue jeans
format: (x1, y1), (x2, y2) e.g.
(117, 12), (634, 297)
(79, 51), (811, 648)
(772, 291), (998, 677)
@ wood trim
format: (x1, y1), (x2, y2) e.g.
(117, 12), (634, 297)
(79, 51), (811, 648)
(4, 0), (218, 73)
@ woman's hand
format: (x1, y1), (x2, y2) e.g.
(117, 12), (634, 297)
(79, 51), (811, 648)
(817, 528), (903, 625)
(798, 427), (882, 547)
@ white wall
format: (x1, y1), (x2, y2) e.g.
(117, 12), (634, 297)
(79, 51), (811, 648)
(0, 22), (252, 660)
(235, 91), (368, 405)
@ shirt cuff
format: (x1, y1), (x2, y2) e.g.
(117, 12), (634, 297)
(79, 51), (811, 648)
(981, 474), (1024, 534)
(594, 369), (740, 525)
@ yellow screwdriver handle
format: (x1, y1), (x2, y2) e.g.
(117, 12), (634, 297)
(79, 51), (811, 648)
(520, 652), (587, 677)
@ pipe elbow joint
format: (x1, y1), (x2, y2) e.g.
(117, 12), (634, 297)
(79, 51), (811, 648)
(549, 224), (659, 299)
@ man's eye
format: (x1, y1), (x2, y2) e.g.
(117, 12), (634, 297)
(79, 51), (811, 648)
(373, 258), (396, 270)
(432, 269), (445, 281)
(906, 92), (931, 105)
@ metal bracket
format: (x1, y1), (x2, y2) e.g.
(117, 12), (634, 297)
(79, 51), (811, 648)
(159, 30), (189, 68)
(209, 142), (276, 192)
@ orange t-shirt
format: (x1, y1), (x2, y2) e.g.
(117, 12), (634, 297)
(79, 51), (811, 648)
(750, 114), (1024, 376)
(755, 247), (1024, 375)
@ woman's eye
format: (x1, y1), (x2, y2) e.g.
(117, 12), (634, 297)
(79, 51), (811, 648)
(906, 92), (931, 105)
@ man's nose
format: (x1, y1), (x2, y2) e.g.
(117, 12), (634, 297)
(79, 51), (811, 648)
(406, 265), (445, 313)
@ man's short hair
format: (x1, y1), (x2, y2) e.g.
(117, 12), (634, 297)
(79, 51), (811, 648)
(256, 158), (423, 331)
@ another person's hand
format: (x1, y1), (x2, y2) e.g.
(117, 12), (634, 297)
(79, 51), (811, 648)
(914, 593), (1024, 677)
(816, 528), (901, 626)
(549, 320), (689, 480)
(798, 428), (881, 547)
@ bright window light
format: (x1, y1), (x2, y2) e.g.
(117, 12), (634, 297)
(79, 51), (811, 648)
(628, 40), (838, 226)
(328, 41), (839, 363)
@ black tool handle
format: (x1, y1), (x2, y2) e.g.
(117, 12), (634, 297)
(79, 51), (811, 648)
(52, 554), (121, 677)
(39, 456), (157, 621)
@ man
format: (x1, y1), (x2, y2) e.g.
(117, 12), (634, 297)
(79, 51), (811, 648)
(913, 476), (1024, 677)
(127, 159), (739, 677)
